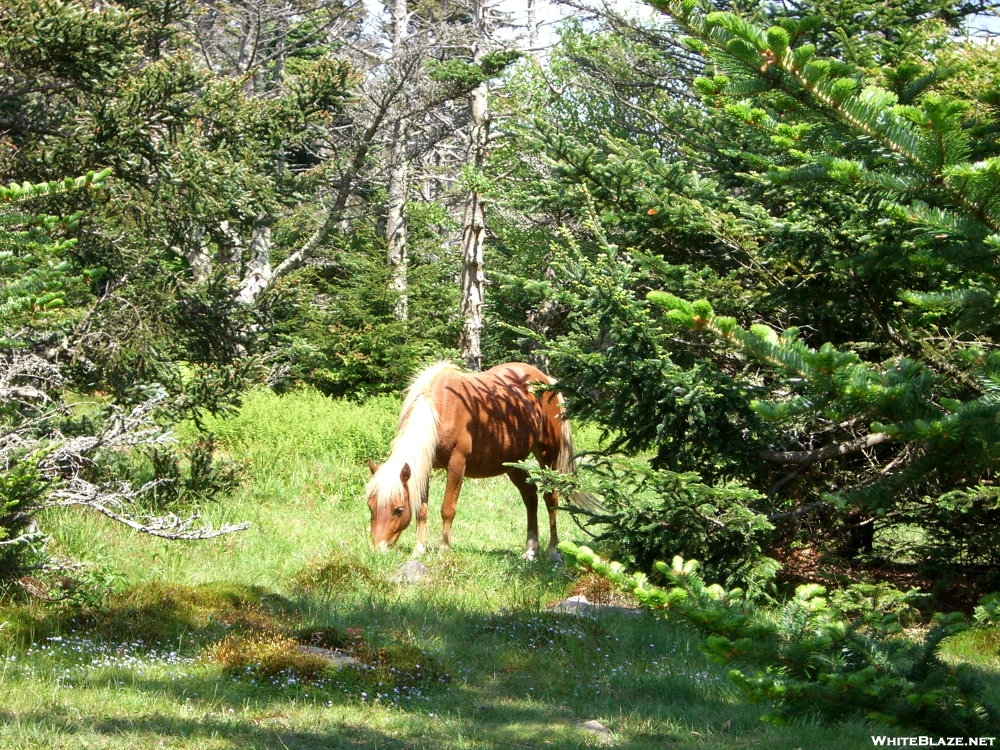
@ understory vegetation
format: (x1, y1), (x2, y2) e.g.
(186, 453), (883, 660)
(0, 391), (995, 748)
(5, 0), (1000, 744)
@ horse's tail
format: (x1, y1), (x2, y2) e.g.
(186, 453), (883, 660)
(554, 397), (576, 477)
(554, 395), (604, 513)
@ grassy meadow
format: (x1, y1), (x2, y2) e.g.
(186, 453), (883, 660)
(0, 388), (993, 749)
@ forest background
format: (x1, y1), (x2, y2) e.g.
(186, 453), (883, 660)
(4, 0), (1000, 735)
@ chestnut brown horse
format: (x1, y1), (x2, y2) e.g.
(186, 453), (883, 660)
(366, 361), (575, 560)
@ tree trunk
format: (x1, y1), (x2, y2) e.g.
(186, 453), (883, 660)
(386, 0), (410, 321)
(527, 0), (538, 52)
(459, 0), (490, 371)
(233, 84), (391, 305)
(236, 224), (273, 304)
(386, 122), (409, 321)
(459, 182), (486, 371)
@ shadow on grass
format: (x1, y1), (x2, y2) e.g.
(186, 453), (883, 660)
(0, 550), (914, 750)
(0, 707), (418, 750)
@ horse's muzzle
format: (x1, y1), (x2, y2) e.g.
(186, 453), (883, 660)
(371, 533), (398, 552)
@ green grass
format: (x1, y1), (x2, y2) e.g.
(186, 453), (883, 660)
(2, 388), (996, 748)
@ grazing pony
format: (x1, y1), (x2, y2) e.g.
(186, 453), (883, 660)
(366, 361), (575, 561)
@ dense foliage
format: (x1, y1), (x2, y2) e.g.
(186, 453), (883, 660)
(0, 172), (105, 575)
(0, 0), (488, 574)
(479, 0), (1000, 597)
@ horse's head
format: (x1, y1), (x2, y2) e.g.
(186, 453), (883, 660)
(366, 459), (413, 551)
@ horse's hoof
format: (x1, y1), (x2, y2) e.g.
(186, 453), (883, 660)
(523, 550), (538, 561)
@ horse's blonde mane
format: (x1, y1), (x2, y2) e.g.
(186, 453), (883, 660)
(366, 361), (457, 515)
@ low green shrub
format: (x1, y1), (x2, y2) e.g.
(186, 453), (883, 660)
(0, 456), (48, 579)
(529, 455), (778, 594)
(827, 582), (928, 628)
(974, 593), (1000, 629)
(561, 542), (999, 735)
(291, 553), (388, 596)
(89, 433), (244, 514)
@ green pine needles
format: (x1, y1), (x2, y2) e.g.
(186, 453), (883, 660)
(561, 542), (998, 734)
(0, 170), (110, 345)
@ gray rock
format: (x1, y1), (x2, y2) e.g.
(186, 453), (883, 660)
(391, 559), (429, 584)
(551, 594), (642, 617)
(579, 719), (611, 736)
(296, 645), (361, 667)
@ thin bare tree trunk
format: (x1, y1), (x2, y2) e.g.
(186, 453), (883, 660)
(387, 122), (409, 321)
(236, 224), (273, 304)
(459, 0), (490, 371)
(386, 0), (410, 321)
(527, 0), (538, 51)
(459, 180), (486, 370)
(234, 107), (386, 304)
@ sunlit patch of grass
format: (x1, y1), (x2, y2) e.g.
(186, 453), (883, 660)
(942, 626), (1000, 672)
(940, 626), (1000, 710)
(196, 388), (399, 470)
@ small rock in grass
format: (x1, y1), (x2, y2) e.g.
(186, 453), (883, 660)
(579, 719), (611, 736)
(295, 645), (360, 667)
(391, 560), (429, 584)
(551, 594), (643, 617)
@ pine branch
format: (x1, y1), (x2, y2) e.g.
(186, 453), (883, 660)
(651, 1), (1000, 233)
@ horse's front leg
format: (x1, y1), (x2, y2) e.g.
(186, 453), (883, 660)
(440, 458), (466, 551)
(413, 499), (429, 557)
(507, 468), (540, 560)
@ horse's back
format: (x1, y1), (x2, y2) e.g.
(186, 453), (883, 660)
(430, 362), (560, 477)
(482, 361), (552, 384)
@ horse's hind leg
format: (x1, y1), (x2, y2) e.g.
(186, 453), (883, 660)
(535, 446), (562, 563)
(507, 467), (541, 560)
(542, 488), (561, 563)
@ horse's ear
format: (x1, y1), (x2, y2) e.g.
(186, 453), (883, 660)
(399, 463), (411, 484)
(367, 459), (379, 475)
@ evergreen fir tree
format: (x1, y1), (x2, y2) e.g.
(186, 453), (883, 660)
(644, 0), (1000, 583)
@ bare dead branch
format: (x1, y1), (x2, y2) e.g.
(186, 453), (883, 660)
(760, 432), (892, 466)
(766, 500), (830, 522)
(2, 386), (249, 546)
